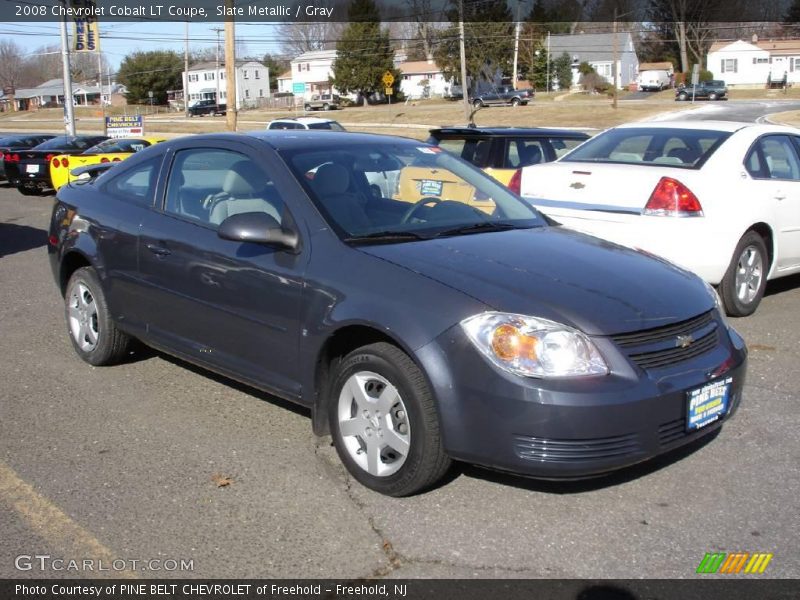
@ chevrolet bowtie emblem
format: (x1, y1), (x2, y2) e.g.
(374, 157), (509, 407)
(676, 334), (694, 348)
(569, 181), (585, 189)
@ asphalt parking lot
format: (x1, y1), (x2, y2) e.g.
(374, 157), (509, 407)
(0, 183), (798, 580)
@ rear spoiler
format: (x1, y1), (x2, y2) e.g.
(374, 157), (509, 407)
(70, 162), (115, 181)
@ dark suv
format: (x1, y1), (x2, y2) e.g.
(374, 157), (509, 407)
(676, 80), (727, 101)
(427, 126), (589, 191)
(188, 99), (227, 116)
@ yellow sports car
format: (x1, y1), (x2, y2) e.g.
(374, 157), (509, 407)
(50, 137), (166, 190)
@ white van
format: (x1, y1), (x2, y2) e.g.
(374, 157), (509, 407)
(638, 70), (671, 91)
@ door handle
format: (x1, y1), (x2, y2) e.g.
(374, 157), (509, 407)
(774, 194), (786, 201)
(146, 243), (171, 256)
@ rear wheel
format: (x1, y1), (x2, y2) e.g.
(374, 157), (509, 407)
(65, 267), (131, 365)
(304, 103), (311, 111)
(511, 97), (521, 107)
(720, 231), (768, 317)
(472, 99), (483, 108)
(709, 92), (719, 101)
(323, 103), (330, 110)
(678, 92), (688, 101)
(329, 342), (451, 496)
(17, 186), (42, 196)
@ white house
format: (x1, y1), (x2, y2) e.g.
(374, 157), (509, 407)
(290, 49), (337, 97)
(548, 32), (639, 89)
(398, 59), (449, 99)
(276, 69), (293, 94)
(708, 39), (800, 86)
(183, 60), (269, 109)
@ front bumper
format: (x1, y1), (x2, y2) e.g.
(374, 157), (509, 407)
(416, 314), (746, 479)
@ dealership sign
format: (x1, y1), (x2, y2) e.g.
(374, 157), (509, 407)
(105, 115), (144, 138)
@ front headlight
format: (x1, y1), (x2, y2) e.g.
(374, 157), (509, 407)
(461, 312), (608, 378)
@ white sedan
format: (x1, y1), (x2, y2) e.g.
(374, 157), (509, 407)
(520, 121), (800, 316)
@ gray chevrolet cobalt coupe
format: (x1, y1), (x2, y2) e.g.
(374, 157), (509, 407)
(48, 132), (747, 496)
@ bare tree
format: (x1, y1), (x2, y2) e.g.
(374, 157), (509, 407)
(278, 22), (345, 56)
(0, 40), (27, 91)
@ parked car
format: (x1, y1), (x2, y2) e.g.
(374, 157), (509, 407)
(304, 93), (340, 111)
(427, 126), (589, 189)
(471, 85), (533, 107)
(48, 131), (746, 496)
(266, 117), (345, 131)
(676, 80), (727, 101)
(1, 134), (56, 182)
(188, 99), (227, 116)
(50, 137), (166, 191)
(519, 121), (800, 316)
(9, 135), (109, 195)
(638, 69), (671, 92)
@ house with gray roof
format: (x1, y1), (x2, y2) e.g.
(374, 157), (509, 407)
(547, 31), (639, 90)
(0, 78), (127, 112)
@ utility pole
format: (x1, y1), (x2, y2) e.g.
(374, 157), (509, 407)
(59, 10), (76, 135)
(224, 0), (237, 131)
(458, 0), (469, 120)
(546, 31), (551, 94)
(512, 0), (521, 90)
(612, 10), (619, 109)
(184, 20), (190, 118)
(97, 49), (106, 134)
(212, 26), (223, 114)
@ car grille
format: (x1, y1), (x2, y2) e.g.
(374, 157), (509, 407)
(513, 433), (641, 463)
(611, 311), (718, 371)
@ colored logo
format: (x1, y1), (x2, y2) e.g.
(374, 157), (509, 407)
(696, 552), (773, 574)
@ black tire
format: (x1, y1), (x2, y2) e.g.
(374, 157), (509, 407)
(678, 92), (688, 101)
(709, 92), (718, 101)
(719, 231), (769, 317)
(329, 342), (451, 496)
(511, 97), (521, 107)
(64, 267), (131, 366)
(472, 99), (483, 108)
(323, 103), (330, 111)
(304, 104), (312, 111)
(17, 186), (42, 196)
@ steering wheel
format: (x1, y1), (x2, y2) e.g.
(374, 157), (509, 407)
(400, 196), (441, 223)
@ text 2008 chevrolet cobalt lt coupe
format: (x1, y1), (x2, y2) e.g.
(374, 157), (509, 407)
(48, 132), (747, 496)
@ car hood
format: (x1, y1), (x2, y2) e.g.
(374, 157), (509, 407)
(358, 226), (712, 336)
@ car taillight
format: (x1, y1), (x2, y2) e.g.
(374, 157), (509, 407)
(62, 157), (69, 168)
(507, 168), (522, 195)
(12, 154), (20, 162)
(644, 177), (703, 217)
(112, 158), (121, 162)
(46, 154), (54, 162)
(100, 157), (109, 163)
(52, 158), (60, 167)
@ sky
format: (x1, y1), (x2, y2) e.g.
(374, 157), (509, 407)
(0, 21), (285, 72)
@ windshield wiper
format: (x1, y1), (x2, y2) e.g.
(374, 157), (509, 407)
(343, 230), (432, 245)
(431, 222), (522, 238)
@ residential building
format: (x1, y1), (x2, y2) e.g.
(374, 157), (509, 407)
(277, 69), (293, 94)
(708, 38), (800, 86)
(183, 60), (269, 109)
(0, 78), (127, 112)
(547, 32), (639, 89)
(289, 50), (337, 97)
(398, 59), (449, 99)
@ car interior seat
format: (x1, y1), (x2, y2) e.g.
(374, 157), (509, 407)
(209, 161), (282, 225)
(667, 147), (700, 165)
(519, 144), (543, 167)
(311, 163), (371, 232)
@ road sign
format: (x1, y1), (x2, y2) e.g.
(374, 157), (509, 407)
(385, 87), (393, 96)
(382, 71), (394, 86)
(691, 64), (700, 86)
(292, 82), (306, 95)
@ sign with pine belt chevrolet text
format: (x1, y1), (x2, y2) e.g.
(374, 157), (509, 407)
(106, 115), (144, 138)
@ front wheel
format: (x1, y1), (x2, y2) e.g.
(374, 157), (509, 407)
(678, 92), (688, 101)
(472, 99), (483, 108)
(720, 231), (769, 317)
(511, 97), (521, 107)
(323, 103), (330, 110)
(709, 92), (719, 101)
(304, 104), (312, 111)
(65, 267), (132, 365)
(329, 342), (451, 496)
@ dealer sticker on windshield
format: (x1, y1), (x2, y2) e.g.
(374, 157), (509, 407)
(687, 376), (732, 431)
(419, 179), (443, 196)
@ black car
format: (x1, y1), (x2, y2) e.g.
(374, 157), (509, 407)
(676, 80), (727, 101)
(1, 134), (56, 182)
(10, 135), (109, 195)
(48, 132), (747, 496)
(427, 127), (589, 192)
(188, 99), (227, 116)
(471, 85), (533, 107)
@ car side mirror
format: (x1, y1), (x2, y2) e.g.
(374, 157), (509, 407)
(217, 212), (299, 251)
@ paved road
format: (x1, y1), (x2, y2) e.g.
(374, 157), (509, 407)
(0, 184), (799, 580)
(655, 99), (800, 123)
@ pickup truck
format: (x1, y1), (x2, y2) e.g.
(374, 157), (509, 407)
(188, 99), (227, 116)
(675, 80), (727, 101)
(470, 86), (532, 107)
(304, 94), (340, 111)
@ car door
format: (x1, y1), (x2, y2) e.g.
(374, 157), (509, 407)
(744, 134), (800, 272)
(137, 139), (309, 397)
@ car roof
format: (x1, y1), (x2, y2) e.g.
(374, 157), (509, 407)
(429, 126), (589, 138)
(248, 130), (420, 150)
(615, 120), (751, 133)
(269, 117), (340, 125)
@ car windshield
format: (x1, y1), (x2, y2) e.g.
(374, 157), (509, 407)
(84, 139), (151, 154)
(307, 122), (345, 131)
(561, 127), (731, 168)
(281, 140), (544, 242)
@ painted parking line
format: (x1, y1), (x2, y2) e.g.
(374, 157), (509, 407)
(0, 460), (138, 579)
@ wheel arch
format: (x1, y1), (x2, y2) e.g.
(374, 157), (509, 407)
(310, 323), (422, 436)
(58, 250), (93, 296)
(747, 222), (775, 274)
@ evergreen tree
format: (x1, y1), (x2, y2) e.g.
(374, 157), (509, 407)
(553, 52), (573, 91)
(262, 54), (289, 92)
(332, 0), (398, 103)
(117, 50), (183, 104)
